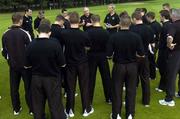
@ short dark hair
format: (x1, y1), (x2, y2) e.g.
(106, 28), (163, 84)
(163, 3), (170, 7)
(91, 14), (100, 23)
(62, 8), (67, 13)
(120, 15), (131, 27)
(131, 11), (142, 20)
(146, 12), (155, 19)
(141, 8), (147, 14)
(135, 8), (142, 12)
(55, 14), (65, 22)
(38, 19), (51, 33)
(160, 10), (171, 20)
(12, 12), (23, 24)
(119, 11), (129, 18)
(69, 12), (79, 24)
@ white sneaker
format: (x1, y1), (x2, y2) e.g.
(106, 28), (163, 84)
(64, 93), (67, 98)
(64, 93), (78, 98)
(83, 107), (94, 117)
(64, 109), (69, 117)
(123, 101), (126, 105)
(128, 114), (133, 119)
(29, 112), (33, 116)
(155, 88), (163, 92)
(144, 105), (150, 107)
(0, 96), (1, 100)
(159, 99), (175, 107)
(69, 109), (74, 118)
(13, 107), (22, 116)
(110, 113), (122, 119)
(75, 93), (78, 97)
(175, 93), (180, 98)
(123, 87), (126, 91)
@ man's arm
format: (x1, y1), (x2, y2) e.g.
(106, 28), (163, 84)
(106, 36), (114, 59)
(1, 34), (8, 59)
(136, 35), (145, 58)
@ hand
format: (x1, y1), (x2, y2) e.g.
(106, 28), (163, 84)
(82, 20), (85, 26)
(167, 36), (176, 50)
(86, 23), (92, 27)
(105, 24), (112, 29)
(167, 43), (176, 50)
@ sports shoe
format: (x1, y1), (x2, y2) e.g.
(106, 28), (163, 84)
(64, 93), (67, 98)
(175, 93), (180, 98)
(83, 107), (94, 117)
(106, 99), (112, 104)
(64, 93), (78, 98)
(75, 93), (78, 97)
(159, 99), (175, 107)
(0, 96), (1, 100)
(155, 88), (163, 92)
(13, 107), (22, 116)
(123, 101), (126, 105)
(123, 87), (126, 91)
(127, 114), (133, 119)
(144, 105), (150, 107)
(69, 109), (74, 118)
(29, 112), (33, 116)
(110, 113), (122, 119)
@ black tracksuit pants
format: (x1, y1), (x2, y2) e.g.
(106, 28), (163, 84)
(137, 57), (150, 105)
(148, 52), (156, 79)
(31, 75), (66, 119)
(112, 62), (138, 119)
(157, 49), (168, 91)
(88, 53), (112, 104)
(66, 62), (91, 113)
(165, 50), (180, 101)
(9, 67), (32, 112)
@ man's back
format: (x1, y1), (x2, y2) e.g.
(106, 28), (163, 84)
(26, 38), (65, 77)
(130, 24), (154, 55)
(61, 28), (90, 65)
(107, 30), (144, 64)
(2, 26), (31, 69)
(87, 26), (109, 54)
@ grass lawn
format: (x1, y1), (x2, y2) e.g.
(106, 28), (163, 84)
(1, 0), (180, 119)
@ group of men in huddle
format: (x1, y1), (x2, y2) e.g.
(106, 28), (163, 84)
(1, 2), (180, 119)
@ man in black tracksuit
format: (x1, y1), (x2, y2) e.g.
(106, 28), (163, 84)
(50, 14), (65, 47)
(25, 21), (67, 119)
(50, 14), (69, 97)
(130, 11), (154, 107)
(22, 8), (34, 39)
(86, 14), (112, 105)
(1, 13), (32, 115)
(156, 10), (171, 92)
(159, 9), (180, 107)
(34, 10), (45, 31)
(61, 12), (93, 117)
(107, 15), (144, 119)
(146, 12), (162, 80)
